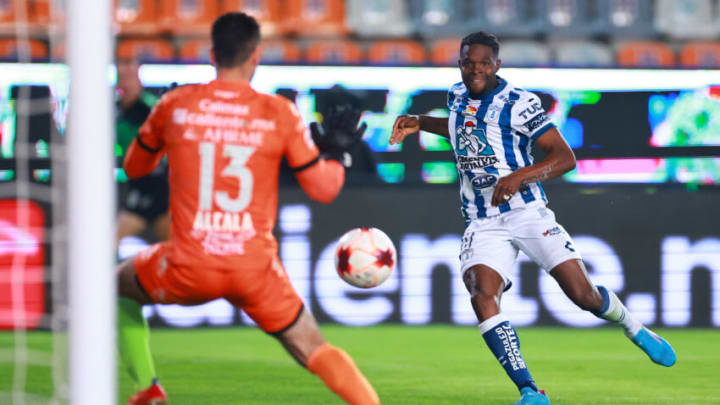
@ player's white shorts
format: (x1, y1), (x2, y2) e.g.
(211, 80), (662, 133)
(460, 205), (581, 290)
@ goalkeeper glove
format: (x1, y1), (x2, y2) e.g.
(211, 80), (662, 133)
(309, 104), (367, 168)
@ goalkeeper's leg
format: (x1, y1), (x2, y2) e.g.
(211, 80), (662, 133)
(117, 258), (164, 397)
(551, 259), (676, 367)
(273, 308), (380, 405)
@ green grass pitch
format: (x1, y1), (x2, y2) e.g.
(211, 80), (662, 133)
(1, 326), (718, 404)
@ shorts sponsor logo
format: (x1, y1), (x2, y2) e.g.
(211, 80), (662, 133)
(460, 248), (473, 262)
(471, 174), (497, 189)
(543, 226), (562, 237)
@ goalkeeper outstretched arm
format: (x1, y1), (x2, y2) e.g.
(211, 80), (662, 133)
(291, 103), (367, 204)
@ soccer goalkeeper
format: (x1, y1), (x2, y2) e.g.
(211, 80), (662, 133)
(116, 12), (378, 405)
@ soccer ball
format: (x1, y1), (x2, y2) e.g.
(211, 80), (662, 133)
(334, 227), (396, 288)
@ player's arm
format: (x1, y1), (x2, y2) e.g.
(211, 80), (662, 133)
(389, 115), (449, 145)
(294, 158), (345, 204)
(287, 103), (366, 203)
(123, 95), (168, 178)
(123, 137), (165, 178)
(490, 127), (576, 206)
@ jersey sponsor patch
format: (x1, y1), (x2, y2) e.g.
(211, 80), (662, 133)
(523, 113), (549, 133)
(471, 174), (497, 189)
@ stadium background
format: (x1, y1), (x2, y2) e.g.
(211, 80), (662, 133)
(0, 1), (719, 335)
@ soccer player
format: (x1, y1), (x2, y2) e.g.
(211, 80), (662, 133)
(116, 12), (380, 405)
(115, 58), (170, 247)
(390, 32), (676, 405)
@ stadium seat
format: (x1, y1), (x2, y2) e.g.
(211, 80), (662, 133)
(597, 0), (655, 39)
(116, 38), (175, 63)
(540, 0), (606, 37)
(260, 39), (301, 64)
(281, 0), (347, 37)
(114, 0), (160, 36)
(655, 0), (720, 40)
(26, 0), (65, 35)
(366, 40), (427, 66)
(49, 40), (65, 62)
(430, 39), (461, 66)
(553, 40), (614, 67)
(160, 0), (219, 35)
(679, 41), (720, 68)
(346, 0), (413, 38)
(499, 40), (551, 67)
(408, 0), (466, 38)
(615, 41), (676, 68)
(179, 39), (212, 64)
(0, 38), (48, 61)
(463, 0), (545, 37)
(220, 0), (283, 37)
(305, 40), (363, 64)
(0, 1), (24, 35)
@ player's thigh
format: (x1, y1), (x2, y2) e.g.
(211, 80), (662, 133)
(510, 206), (581, 273)
(225, 255), (304, 334)
(133, 243), (223, 305)
(117, 256), (152, 305)
(460, 221), (517, 291)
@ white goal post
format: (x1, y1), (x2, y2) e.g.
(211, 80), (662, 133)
(67, 0), (115, 403)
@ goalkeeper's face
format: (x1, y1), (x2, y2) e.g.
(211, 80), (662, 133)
(459, 44), (500, 96)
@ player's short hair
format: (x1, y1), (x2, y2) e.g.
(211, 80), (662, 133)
(211, 12), (261, 68)
(460, 31), (500, 57)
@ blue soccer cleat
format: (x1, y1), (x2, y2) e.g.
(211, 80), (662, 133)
(513, 387), (551, 405)
(630, 327), (676, 367)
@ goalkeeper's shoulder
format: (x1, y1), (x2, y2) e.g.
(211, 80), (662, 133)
(155, 82), (204, 106)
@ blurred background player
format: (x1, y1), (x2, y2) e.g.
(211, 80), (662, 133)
(115, 58), (170, 248)
(390, 31), (676, 405)
(116, 12), (379, 405)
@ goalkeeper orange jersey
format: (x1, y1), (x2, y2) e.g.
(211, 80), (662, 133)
(124, 79), (341, 271)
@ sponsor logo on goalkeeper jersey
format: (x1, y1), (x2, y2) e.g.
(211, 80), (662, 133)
(173, 108), (276, 131)
(198, 99), (249, 115)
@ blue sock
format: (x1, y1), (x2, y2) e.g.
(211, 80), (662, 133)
(479, 314), (538, 392)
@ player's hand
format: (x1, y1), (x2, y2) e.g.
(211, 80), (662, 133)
(310, 103), (367, 167)
(491, 173), (524, 206)
(390, 115), (420, 145)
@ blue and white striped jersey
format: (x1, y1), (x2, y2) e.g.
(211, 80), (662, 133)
(447, 76), (555, 222)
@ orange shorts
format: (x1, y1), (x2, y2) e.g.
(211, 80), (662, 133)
(133, 242), (303, 333)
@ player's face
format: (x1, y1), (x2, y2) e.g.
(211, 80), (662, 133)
(459, 44), (500, 96)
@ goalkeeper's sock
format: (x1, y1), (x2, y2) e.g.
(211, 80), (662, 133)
(307, 343), (380, 405)
(479, 314), (539, 393)
(592, 286), (642, 337)
(118, 297), (157, 388)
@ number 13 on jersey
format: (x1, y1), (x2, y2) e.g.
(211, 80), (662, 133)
(198, 141), (256, 212)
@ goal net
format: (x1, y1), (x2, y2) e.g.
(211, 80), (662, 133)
(0, 1), (115, 404)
